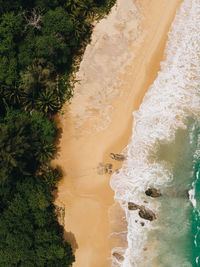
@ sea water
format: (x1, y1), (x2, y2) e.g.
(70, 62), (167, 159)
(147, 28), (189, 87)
(110, 0), (200, 266)
(148, 121), (200, 266)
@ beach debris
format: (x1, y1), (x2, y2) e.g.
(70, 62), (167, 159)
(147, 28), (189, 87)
(112, 252), (124, 262)
(97, 162), (113, 175)
(128, 202), (156, 221)
(145, 188), (162, 198)
(109, 153), (126, 161)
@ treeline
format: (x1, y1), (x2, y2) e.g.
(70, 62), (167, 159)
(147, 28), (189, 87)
(0, 0), (116, 116)
(0, 0), (116, 266)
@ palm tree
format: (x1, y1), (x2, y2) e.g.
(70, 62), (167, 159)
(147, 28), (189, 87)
(41, 166), (62, 190)
(0, 118), (32, 185)
(20, 58), (56, 111)
(0, 84), (23, 114)
(3, 84), (23, 107)
(35, 142), (56, 164)
(35, 89), (61, 114)
(66, 0), (88, 13)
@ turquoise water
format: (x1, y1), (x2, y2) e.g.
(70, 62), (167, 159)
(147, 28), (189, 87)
(148, 120), (200, 266)
(191, 135), (200, 266)
(110, 0), (200, 265)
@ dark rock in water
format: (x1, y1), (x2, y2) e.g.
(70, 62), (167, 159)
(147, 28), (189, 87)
(128, 202), (156, 221)
(139, 207), (156, 221)
(109, 153), (126, 161)
(128, 202), (140, 210)
(112, 252), (124, 262)
(145, 188), (162, 198)
(140, 222), (145, 226)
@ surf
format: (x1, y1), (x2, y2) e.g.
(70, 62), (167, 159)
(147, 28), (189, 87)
(110, 0), (200, 265)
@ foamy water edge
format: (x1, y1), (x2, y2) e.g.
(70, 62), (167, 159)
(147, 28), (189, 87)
(110, 0), (200, 266)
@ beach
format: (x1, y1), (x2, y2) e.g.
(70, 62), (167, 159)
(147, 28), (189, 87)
(52, 0), (183, 266)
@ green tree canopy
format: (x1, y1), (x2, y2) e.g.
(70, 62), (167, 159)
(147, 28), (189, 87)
(0, 175), (75, 267)
(0, 0), (116, 266)
(0, 109), (57, 185)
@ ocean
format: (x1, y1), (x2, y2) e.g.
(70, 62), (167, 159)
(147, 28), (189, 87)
(110, 0), (200, 266)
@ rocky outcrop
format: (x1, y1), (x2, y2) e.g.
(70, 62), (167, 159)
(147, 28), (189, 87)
(128, 202), (140, 210)
(128, 202), (156, 221)
(97, 162), (113, 175)
(109, 153), (126, 161)
(145, 188), (162, 198)
(138, 207), (156, 221)
(112, 252), (124, 262)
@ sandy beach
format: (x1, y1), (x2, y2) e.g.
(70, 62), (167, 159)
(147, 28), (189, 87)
(52, 0), (183, 266)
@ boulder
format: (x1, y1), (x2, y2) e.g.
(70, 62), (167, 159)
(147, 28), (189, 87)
(128, 202), (156, 221)
(109, 153), (126, 161)
(128, 202), (140, 210)
(112, 252), (124, 262)
(139, 207), (156, 221)
(145, 188), (162, 198)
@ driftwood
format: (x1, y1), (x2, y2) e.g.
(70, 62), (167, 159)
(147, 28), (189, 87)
(23, 8), (43, 30)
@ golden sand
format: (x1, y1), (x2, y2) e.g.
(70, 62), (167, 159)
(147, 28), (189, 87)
(52, 0), (183, 266)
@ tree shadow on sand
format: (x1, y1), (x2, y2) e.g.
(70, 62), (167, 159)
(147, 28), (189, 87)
(64, 230), (79, 253)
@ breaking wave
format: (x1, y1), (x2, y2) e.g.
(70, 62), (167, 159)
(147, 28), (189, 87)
(110, 0), (200, 265)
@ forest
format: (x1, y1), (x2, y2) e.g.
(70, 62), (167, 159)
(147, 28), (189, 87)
(0, 0), (116, 266)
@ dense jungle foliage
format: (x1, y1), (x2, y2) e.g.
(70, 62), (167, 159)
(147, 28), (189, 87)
(0, 0), (116, 266)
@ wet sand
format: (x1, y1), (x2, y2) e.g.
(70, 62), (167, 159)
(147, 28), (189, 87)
(52, 0), (183, 266)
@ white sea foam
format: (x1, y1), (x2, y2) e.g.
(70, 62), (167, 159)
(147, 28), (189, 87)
(110, 0), (200, 266)
(189, 188), (196, 208)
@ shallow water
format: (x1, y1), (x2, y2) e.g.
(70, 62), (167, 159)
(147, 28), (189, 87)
(149, 120), (199, 266)
(110, 0), (200, 265)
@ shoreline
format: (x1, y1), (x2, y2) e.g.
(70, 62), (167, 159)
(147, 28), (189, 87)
(52, 0), (183, 266)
